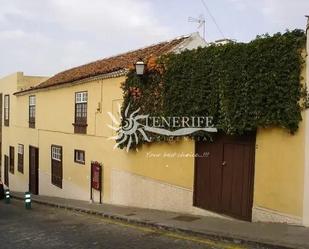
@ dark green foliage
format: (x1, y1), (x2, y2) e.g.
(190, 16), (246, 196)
(119, 30), (306, 149)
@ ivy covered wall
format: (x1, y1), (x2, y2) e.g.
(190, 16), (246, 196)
(120, 30), (306, 149)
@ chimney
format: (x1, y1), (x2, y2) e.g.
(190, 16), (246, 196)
(306, 15), (309, 34)
(306, 16), (309, 56)
(306, 15), (309, 100)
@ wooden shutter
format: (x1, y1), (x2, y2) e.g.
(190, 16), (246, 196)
(4, 155), (9, 186)
(29, 96), (36, 128)
(29, 146), (39, 195)
(73, 92), (87, 134)
(51, 145), (63, 188)
(18, 144), (24, 173)
(9, 146), (14, 174)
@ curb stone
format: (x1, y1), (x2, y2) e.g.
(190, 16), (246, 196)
(11, 194), (295, 249)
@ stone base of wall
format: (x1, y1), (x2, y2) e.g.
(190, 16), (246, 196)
(110, 169), (304, 225)
(110, 169), (230, 218)
(252, 206), (302, 225)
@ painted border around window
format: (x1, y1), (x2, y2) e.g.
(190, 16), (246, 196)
(74, 149), (85, 165)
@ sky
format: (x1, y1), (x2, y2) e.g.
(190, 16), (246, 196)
(0, 0), (308, 78)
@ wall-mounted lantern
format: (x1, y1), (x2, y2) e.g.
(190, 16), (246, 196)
(135, 60), (146, 76)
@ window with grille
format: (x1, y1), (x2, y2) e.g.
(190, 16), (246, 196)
(9, 146), (14, 174)
(73, 92), (88, 134)
(29, 95), (36, 128)
(18, 144), (24, 173)
(74, 150), (85, 164)
(4, 95), (9, 126)
(51, 145), (62, 188)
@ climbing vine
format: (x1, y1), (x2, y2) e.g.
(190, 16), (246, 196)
(119, 30), (306, 149)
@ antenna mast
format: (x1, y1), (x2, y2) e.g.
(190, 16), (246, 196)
(188, 14), (206, 40)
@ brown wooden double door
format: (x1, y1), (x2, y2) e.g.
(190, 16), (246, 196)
(194, 133), (256, 221)
(29, 146), (39, 195)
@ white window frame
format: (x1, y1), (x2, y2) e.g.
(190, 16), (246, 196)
(4, 95), (9, 120)
(18, 144), (24, 155)
(51, 146), (61, 161)
(29, 95), (36, 120)
(75, 92), (87, 104)
(29, 95), (36, 106)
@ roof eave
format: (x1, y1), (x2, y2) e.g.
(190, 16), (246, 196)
(14, 69), (128, 96)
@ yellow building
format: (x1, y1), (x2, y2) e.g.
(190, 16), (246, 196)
(0, 31), (309, 226)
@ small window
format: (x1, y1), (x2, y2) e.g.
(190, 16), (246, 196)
(74, 150), (85, 164)
(4, 95), (10, 126)
(29, 95), (36, 128)
(73, 91), (88, 134)
(18, 144), (24, 173)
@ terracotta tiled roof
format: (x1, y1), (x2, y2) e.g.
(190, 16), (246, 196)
(17, 35), (191, 94)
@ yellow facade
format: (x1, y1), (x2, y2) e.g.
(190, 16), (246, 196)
(1, 72), (47, 192)
(36, 78), (196, 203)
(0, 69), (307, 224)
(254, 125), (305, 217)
(253, 50), (307, 219)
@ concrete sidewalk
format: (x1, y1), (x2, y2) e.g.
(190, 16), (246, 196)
(11, 192), (309, 249)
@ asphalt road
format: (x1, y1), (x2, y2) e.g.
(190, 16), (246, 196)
(0, 199), (255, 249)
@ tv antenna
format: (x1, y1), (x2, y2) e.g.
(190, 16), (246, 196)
(188, 14), (206, 40)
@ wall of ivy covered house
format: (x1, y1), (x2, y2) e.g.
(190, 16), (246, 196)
(120, 30), (306, 149)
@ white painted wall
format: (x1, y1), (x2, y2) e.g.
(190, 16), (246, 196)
(110, 168), (227, 218)
(303, 17), (309, 227)
(172, 32), (207, 53)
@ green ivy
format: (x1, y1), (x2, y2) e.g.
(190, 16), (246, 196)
(119, 30), (306, 149)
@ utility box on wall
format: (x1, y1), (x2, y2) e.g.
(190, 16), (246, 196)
(90, 161), (103, 203)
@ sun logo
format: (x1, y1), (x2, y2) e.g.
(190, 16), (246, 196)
(108, 104), (150, 152)
(108, 104), (218, 152)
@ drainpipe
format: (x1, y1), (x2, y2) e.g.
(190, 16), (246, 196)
(94, 80), (103, 136)
(303, 15), (309, 227)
